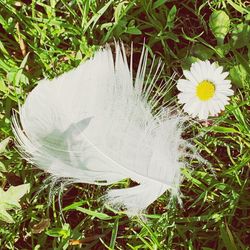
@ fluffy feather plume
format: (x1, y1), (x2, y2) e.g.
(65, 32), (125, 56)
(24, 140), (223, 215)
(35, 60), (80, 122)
(12, 43), (195, 216)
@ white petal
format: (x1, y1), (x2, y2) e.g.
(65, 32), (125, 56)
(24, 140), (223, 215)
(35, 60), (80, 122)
(206, 101), (216, 116)
(215, 66), (223, 75)
(222, 71), (229, 78)
(177, 92), (193, 104)
(217, 92), (230, 100)
(183, 105), (196, 117)
(190, 62), (204, 82)
(217, 88), (234, 96)
(208, 100), (221, 116)
(214, 93), (229, 107)
(211, 62), (217, 70)
(206, 63), (219, 81)
(200, 61), (212, 80)
(216, 83), (232, 90)
(213, 97), (224, 109)
(223, 80), (231, 85)
(213, 100), (223, 113)
(183, 100), (199, 114)
(183, 70), (198, 83)
(200, 61), (211, 76)
(177, 79), (196, 92)
(198, 103), (209, 120)
(193, 101), (203, 116)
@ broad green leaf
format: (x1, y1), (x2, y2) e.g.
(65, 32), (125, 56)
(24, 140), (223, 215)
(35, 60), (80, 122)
(182, 56), (200, 70)
(14, 52), (30, 86)
(126, 26), (142, 35)
(231, 23), (250, 49)
(167, 5), (177, 29)
(214, 43), (230, 57)
(76, 207), (112, 220)
(191, 44), (214, 60)
(114, 2), (127, 23)
(230, 64), (248, 88)
(232, 49), (250, 75)
(0, 162), (6, 172)
(246, 13), (250, 21)
(0, 184), (30, 223)
(0, 137), (10, 154)
(0, 78), (8, 93)
(126, 20), (142, 35)
(62, 200), (86, 211)
(0, 207), (14, 223)
(2, 184), (30, 208)
(153, 0), (168, 9)
(209, 10), (230, 45)
(46, 223), (70, 238)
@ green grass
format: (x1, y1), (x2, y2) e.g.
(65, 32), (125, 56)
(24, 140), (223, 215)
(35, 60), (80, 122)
(0, 0), (250, 249)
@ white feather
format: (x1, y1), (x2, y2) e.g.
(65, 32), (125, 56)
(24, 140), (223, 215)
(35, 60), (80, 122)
(12, 43), (193, 216)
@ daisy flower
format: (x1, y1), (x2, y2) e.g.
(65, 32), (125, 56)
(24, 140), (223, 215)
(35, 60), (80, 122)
(177, 60), (234, 120)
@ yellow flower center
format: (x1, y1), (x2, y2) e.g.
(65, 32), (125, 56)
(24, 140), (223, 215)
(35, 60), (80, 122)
(196, 80), (215, 101)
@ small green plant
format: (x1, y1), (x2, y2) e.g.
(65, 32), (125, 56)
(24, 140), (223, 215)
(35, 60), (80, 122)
(0, 183), (30, 223)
